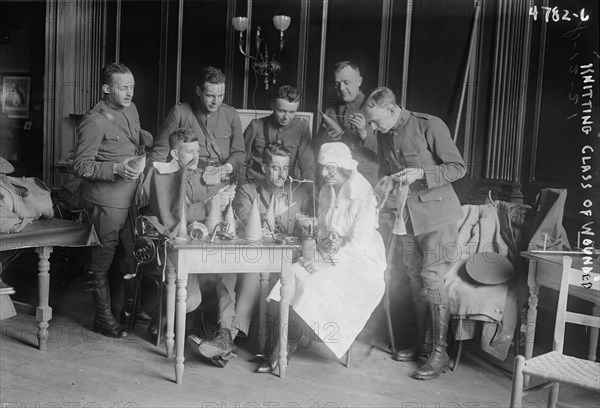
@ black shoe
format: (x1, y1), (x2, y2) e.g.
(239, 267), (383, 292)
(146, 312), (166, 344)
(411, 346), (450, 380)
(393, 343), (433, 362)
(255, 359), (278, 373)
(120, 307), (152, 326)
(93, 318), (129, 338)
(211, 356), (229, 368)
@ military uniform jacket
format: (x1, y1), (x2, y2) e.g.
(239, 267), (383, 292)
(315, 92), (379, 186)
(73, 100), (141, 209)
(232, 180), (314, 235)
(244, 115), (315, 181)
(151, 101), (245, 173)
(142, 161), (221, 236)
(377, 108), (466, 236)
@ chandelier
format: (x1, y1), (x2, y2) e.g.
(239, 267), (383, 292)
(232, 15), (291, 90)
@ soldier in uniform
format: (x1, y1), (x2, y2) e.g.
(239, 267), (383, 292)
(362, 87), (466, 380)
(149, 66), (245, 361)
(244, 85), (315, 182)
(314, 61), (378, 185)
(73, 62), (145, 338)
(188, 143), (314, 367)
(142, 128), (235, 345)
(151, 66), (245, 184)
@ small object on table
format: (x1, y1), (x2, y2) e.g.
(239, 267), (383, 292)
(187, 222), (209, 241)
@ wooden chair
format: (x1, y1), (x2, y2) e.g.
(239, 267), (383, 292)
(510, 256), (600, 407)
(237, 109), (314, 133)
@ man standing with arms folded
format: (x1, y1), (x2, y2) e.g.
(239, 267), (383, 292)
(362, 87), (466, 380)
(314, 61), (378, 185)
(74, 62), (146, 338)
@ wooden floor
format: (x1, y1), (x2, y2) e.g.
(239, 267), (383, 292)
(1, 252), (598, 408)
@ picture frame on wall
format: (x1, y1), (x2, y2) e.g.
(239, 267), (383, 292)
(1, 75), (31, 119)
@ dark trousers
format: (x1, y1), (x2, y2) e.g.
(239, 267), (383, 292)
(83, 201), (133, 275)
(396, 223), (458, 305)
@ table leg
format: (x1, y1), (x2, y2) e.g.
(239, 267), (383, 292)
(588, 303), (599, 361)
(174, 273), (188, 384)
(258, 272), (269, 353)
(165, 258), (176, 358)
(35, 247), (53, 351)
(524, 260), (539, 387)
(278, 262), (292, 378)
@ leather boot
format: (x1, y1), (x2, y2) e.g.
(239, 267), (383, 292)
(197, 328), (237, 360)
(255, 337), (299, 373)
(87, 270), (129, 338)
(120, 277), (152, 326)
(412, 303), (450, 380)
(394, 295), (433, 361)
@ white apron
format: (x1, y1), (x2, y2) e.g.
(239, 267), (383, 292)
(269, 171), (386, 358)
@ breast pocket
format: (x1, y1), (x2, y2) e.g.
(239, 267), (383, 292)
(401, 142), (426, 167)
(214, 131), (231, 158)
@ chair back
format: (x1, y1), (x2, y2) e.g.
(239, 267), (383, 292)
(237, 109), (314, 133)
(554, 256), (600, 354)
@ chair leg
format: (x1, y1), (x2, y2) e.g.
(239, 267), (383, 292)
(155, 280), (164, 347)
(128, 273), (143, 331)
(510, 355), (525, 408)
(451, 339), (463, 372)
(344, 344), (351, 368)
(547, 382), (559, 408)
(199, 311), (208, 336)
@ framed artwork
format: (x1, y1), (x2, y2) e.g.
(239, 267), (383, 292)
(1, 75), (30, 119)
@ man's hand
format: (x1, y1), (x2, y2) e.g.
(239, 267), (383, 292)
(373, 176), (395, 209)
(302, 258), (332, 274)
(348, 113), (368, 141)
(203, 164), (233, 185)
(391, 167), (424, 185)
(320, 112), (344, 140)
(114, 158), (139, 180)
(213, 184), (236, 211)
(317, 231), (340, 260)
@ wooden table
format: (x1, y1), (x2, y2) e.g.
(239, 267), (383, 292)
(0, 218), (100, 350)
(520, 251), (600, 386)
(165, 238), (299, 384)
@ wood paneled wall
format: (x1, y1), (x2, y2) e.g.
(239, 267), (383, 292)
(43, 0), (599, 242)
(44, 0), (110, 185)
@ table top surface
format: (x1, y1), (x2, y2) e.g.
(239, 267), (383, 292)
(521, 251), (600, 269)
(0, 218), (100, 250)
(170, 236), (302, 250)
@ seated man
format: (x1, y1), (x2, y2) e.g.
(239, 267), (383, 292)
(142, 128), (235, 345)
(187, 143), (314, 367)
(244, 85), (315, 182)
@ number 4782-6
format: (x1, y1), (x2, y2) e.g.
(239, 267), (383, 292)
(529, 5), (589, 23)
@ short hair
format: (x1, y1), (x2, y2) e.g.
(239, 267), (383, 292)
(198, 66), (226, 90)
(169, 128), (198, 150)
(333, 61), (360, 76)
(272, 85), (300, 104)
(362, 87), (396, 110)
(101, 63), (132, 86)
(262, 142), (291, 165)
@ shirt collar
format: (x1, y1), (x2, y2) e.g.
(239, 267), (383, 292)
(390, 106), (409, 133)
(338, 91), (365, 108)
